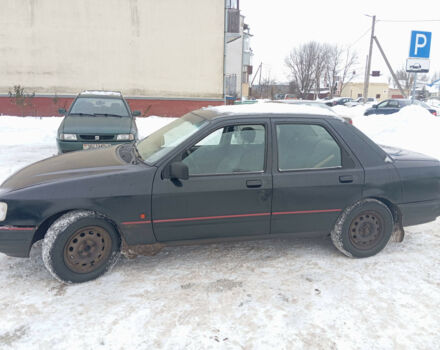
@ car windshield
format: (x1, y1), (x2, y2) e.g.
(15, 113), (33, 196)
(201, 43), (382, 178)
(136, 112), (208, 164)
(70, 97), (129, 117)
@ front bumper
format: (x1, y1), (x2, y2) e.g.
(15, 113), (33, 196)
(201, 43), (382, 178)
(0, 226), (36, 257)
(399, 199), (440, 227)
(56, 139), (131, 153)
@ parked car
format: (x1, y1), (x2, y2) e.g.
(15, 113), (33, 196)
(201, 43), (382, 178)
(345, 97), (376, 107)
(274, 99), (352, 124)
(57, 90), (140, 153)
(1, 103), (439, 283)
(325, 97), (353, 107)
(364, 99), (438, 116)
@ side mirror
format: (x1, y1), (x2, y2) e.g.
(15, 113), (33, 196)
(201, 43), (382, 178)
(132, 110), (141, 117)
(372, 104), (377, 108)
(169, 162), (189, 180)
(58, 108), (67, 115)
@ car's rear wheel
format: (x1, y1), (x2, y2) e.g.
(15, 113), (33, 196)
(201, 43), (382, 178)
(42, 210), (121, 283)
(331, 199), (394, 258)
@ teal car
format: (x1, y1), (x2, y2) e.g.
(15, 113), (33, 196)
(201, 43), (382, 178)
(57, 91), (140, 153)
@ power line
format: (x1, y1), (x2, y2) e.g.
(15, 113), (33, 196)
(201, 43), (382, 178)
(348, 26), (372, 48)
(377, 19), (440, 23)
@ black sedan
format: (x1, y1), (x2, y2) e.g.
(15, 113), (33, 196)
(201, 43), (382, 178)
(364, 98), (437, 116)
(1, 104), (439, 283)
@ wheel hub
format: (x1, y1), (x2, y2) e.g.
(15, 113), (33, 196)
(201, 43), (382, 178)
(349, 211), (384, 250)
(64, 226), (112, 274)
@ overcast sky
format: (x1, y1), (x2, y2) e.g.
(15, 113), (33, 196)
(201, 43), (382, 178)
(240, 0), (439, 84)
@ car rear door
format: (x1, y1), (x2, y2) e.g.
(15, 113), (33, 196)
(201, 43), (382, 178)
(271, 117), (364, 236)
(151, 118), (272, 242)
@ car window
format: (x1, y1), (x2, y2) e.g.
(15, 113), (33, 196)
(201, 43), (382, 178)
(70, 97), (129, 117)
(182, 124), (266, 175)
(276, 124), (341, 171)
(377, 100), (389, 108)
(137, 113), (208, 164)
(388, 100), (399, 108)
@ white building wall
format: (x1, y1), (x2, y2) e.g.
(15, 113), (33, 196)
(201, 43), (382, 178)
(0, 0), (225, 98)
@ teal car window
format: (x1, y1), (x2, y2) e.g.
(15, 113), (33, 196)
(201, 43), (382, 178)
(71, 98), (129, 117)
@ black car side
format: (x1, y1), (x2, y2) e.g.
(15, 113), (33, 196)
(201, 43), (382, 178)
(1, 104), (439, 283)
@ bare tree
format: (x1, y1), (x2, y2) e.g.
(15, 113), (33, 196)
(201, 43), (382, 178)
(324, 45), (343, 98)
(285, 42), (321, 99)
(286, 42), (358, 99)
(338, 47), (358, 95)
(314, 44), (331, 99)
(258, 69), (277, 99)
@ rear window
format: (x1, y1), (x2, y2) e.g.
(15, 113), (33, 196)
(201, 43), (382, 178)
(70, 97), (129, 117)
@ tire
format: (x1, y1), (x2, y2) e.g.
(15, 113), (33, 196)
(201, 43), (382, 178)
(331, 199), (394, 258)
(42, 210), (121, 283)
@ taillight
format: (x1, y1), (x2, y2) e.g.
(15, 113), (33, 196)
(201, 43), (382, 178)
(432, 110), (437, 116)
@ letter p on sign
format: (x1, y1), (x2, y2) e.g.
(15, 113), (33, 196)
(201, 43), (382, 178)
(409, 31), (432, 58)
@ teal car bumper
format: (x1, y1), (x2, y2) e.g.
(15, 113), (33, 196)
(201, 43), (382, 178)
(56, 140), (132, 153)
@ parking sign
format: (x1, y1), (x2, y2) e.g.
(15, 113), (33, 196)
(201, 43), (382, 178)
(409, 31), (432, 58)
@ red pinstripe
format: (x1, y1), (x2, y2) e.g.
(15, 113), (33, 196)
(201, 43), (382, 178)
(120, 209), (341, 226)
(0, 226), (35, 231)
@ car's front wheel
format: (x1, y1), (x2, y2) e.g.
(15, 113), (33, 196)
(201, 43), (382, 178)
(331, 199), (394, 258)
(42, 210), (121, 283)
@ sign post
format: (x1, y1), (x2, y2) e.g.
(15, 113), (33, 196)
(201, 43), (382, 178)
(407, 30), (432, 100)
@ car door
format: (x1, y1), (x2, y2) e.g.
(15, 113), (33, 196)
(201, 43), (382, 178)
(151, 119), (272, 242)
(374, 100), (390, 114)
(271, 118), (364, 235)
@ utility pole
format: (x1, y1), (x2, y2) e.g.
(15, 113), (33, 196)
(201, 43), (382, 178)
(373, 36), (407, 98)
(363, 15), (376, 103)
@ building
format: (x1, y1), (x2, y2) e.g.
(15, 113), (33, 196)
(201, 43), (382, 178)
(0, 0), (252, 116)
(340, 76), (390, 101)
(224, 4), (253, 102)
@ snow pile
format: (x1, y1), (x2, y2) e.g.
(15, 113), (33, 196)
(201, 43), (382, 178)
(353, 105), (440, 160)
(332, 103), (374, 119)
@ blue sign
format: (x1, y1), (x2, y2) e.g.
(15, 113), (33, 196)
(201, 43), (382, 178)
(409, 31), (431, 58)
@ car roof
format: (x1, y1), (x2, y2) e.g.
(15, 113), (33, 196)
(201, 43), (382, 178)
(197, 102), (343, 121)
(78, 90), (123, 98)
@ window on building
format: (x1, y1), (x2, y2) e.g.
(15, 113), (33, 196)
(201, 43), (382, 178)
(226, 0), (239, 9)
(376, 94), (381, 99)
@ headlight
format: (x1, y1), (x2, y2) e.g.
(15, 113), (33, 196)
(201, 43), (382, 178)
(116, 134), (134, 141)
(0, 202), (7, 222)
(59, 133), (77, 141)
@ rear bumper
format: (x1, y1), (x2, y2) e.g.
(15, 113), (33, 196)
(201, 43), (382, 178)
(399, 199), (440, 227)
(0, 226), (36, 257)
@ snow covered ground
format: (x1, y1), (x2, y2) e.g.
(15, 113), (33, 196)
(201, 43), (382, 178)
(0, 108), (439, 349)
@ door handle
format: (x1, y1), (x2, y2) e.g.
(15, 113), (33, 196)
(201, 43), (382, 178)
(246, 179), (262, 188)
(339, 175), (353, 183)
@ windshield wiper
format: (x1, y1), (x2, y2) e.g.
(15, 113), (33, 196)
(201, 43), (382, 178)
(69, 112), (93, 116)
(93, 113), (124, 118)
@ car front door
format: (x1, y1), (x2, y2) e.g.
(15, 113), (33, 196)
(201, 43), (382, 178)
(271, 118), (364, 236)
(151, 119), (272, 242)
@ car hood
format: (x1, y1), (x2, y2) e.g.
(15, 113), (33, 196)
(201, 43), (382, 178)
(1, 146), (132, 191)
(380, 145), (438, 162)
(61, 115), (132, 134)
